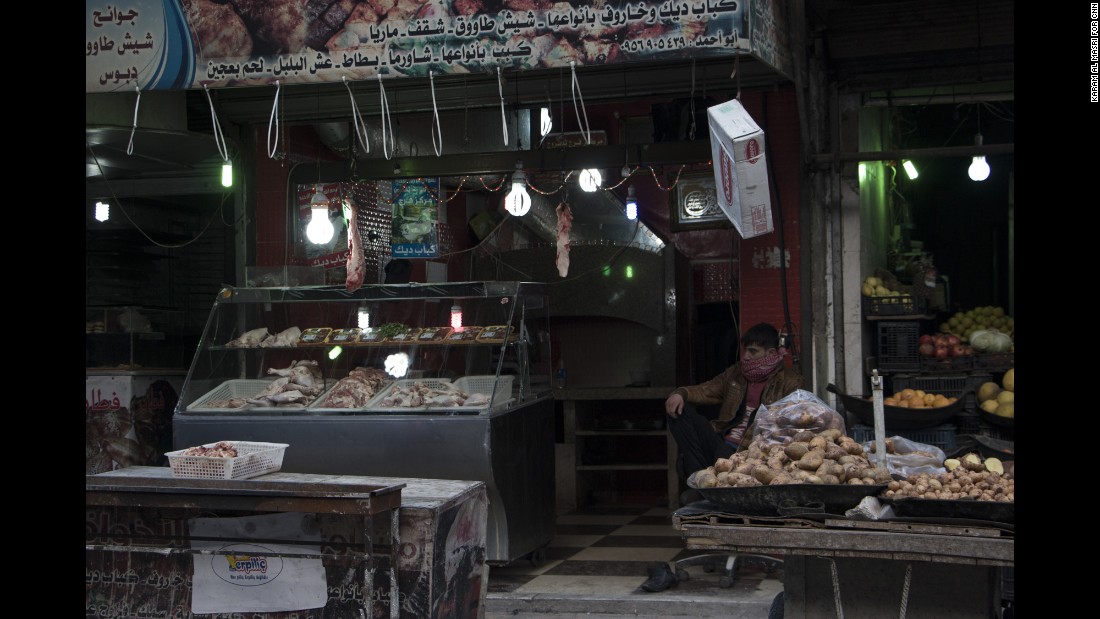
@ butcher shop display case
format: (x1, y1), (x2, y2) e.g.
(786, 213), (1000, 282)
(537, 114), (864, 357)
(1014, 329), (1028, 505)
(173, 281), (556, 564)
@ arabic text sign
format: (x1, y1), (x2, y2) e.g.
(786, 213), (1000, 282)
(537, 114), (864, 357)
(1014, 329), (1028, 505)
(87, 1), (752, 92)
(390, 179), (441, 259)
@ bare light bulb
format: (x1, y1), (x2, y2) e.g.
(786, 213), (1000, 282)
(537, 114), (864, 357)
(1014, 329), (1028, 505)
(968, 134), (990, 182)
(306, 190), (335, 244)
(357, 308), (370, 330)
(579, 168), (602, 192)
(450, 305), (464, 332)
(505, 165), (531, 216)
(95, 201), (110, 222)
(625, 186), (638, 220)
(384, 352), (410, 378)
(902, 160), (918, 180)
(221, 162), (233, 187)
(539, 107), (552, 137)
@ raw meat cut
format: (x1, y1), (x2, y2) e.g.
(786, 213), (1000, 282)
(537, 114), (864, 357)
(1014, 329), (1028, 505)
(346, 197), (365, 292)
(555, 202), (573, 278)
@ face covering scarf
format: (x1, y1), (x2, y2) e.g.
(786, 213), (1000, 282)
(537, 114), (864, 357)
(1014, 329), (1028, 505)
(741, 349), (786, 383)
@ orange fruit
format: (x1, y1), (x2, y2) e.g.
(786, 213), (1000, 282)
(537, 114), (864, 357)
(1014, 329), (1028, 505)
(895, 399), (910, 408)
(923, 393), (936, 406)
(899, 389), (916, 400)
(885, 397), (898, 406)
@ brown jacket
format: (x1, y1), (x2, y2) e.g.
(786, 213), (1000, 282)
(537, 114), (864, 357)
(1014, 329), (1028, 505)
(674, 364), (804, 434)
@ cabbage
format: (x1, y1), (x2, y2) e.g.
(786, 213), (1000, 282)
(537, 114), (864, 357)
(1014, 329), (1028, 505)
(970, 330), (1013, 353)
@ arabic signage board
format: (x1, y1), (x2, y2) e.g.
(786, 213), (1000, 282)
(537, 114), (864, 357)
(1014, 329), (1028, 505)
(389, 179), (441, 259)
(86, 0), (770, 92)
(706, 98), (774, 239)
(86, 374), (182, 474)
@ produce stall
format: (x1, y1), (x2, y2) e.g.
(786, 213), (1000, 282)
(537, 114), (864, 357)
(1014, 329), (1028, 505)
(678, 391), (1014, 617)
(172, 281), (556, 565)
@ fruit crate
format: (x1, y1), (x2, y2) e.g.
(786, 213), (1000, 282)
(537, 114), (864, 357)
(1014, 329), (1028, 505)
(973, 351), (1014, 372)
(862, 293), (927, 317)
(891, 373), (991, 412)
(850, 423), (957, 452)
(953, 411), (983, 435)
(873, 321), (921, 373)
(978, 420), (1015, 442)
(919, 355), (974, 373)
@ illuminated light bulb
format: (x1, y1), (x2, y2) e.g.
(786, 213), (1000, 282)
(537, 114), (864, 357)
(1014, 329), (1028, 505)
(968, 133), (990, 182)
(504, 164), (531, 216)
(625, 186), (638, 220)
(328, 346), (343, 360)
(384, 352), (410, 378)
(357, 308), (370, 330)
(858, 163), (867, 184)
(306, 189), (335, 244)
(539, 107), (552, 137)
(579, 168), (602, 192)
(450, 305), (464, 332)
(95, 201), (110, 222)
(221, 161), (233, 187)
(902, 160), (918, 180)
(625, 265), (634, 279)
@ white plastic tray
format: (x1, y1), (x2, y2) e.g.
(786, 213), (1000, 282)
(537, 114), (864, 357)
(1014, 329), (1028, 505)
(364, 378), (453, 412)
(185, 379), (277, 412)
(166, 441), (288, 480)
(306, 379), (394, 412)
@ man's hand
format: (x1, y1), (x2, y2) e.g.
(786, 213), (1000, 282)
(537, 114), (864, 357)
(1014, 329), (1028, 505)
(664, 393), (684, 418)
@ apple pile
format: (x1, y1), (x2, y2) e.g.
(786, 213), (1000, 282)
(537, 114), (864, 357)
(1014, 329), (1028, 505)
(918, 333), (974, 360)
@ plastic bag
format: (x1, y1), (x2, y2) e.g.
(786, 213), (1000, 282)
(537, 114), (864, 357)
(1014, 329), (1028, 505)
(751, 389), (846, 447)
(861, 435), (945, 478)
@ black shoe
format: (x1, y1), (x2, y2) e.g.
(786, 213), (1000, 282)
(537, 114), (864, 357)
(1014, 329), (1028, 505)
(641, 562), (678, 592)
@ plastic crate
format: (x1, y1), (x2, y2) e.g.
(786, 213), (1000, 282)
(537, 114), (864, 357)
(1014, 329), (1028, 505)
(185, 379), (278, 412)
(973, 352), (1014, 372)
(850, 423), (957, 452)
(862, 293), (926, 316)
(166, 441), (288, 480)
(919, 355), (974, 373)
(978, 421), (1015, 442)
(891, 373), (991, 412)
(874, 321), (921, 373)
(452, 375), (515, 409)
(953, 411), (983, 435)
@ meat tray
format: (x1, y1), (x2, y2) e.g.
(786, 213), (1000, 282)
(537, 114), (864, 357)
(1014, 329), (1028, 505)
(185, 379), (279, 413)
(363, 378), (454, 412)
(447, 375), (515, 410)
(880, 496), (1014, 524)
(827, 383), (970, 430)
(166, 441), (288, 480)
(686, 475), (888, 517)
(306, 379), (394, 414)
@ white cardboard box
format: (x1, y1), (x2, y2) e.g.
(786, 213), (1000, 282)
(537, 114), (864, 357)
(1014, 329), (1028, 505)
(707, 99), (774, 239)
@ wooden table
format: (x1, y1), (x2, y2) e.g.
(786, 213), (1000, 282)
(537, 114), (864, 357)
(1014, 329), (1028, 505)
(674, 507), (1013, 618)
(84, 470), (409, 619)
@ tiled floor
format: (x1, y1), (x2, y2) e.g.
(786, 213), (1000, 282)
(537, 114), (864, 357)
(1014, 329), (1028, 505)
(487, 503), (784, 602)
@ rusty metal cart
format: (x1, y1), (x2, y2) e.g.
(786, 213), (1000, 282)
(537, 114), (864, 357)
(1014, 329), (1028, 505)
(86, 467), (406, 618)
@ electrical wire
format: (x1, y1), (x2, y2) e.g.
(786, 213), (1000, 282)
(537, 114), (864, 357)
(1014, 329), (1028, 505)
(569, 61), (592, 145)
(496, 67), (509, 146)
(203, 85), (230, 164)
(266, 80), (281, 159)
(429, 71), (443, 156)
(126, 84), (140, 155)
(342, 76), (370, 155)
(761, 91), (799, 370)
(378, 73), (395, 160)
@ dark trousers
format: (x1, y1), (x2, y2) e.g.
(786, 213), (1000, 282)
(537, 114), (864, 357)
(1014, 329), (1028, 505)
(668, 404), (735, 482)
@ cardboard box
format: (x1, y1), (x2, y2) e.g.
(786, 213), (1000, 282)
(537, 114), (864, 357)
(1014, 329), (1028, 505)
(707, 99), (774, 238)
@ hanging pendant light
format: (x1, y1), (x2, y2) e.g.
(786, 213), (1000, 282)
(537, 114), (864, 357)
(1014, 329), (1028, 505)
(504, 162), (531, 216)
(968, 134), (990, 182)
(95, 201), (110, 222)
(579, 168), (602, 192)
(625, 186), (638, 220)
(306, 187), (335, 244)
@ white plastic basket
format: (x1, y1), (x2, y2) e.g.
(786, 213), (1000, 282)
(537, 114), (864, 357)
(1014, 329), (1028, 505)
(364, 378), (453, 411)
(307, 379), (393, 412)
(185, 379), (278, 412)
(451, 375), (514, 409)
(165, 441), (288, 480)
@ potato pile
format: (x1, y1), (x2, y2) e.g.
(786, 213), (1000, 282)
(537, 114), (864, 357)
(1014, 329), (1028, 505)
(883, 453), (1014, 502)
(693, 429), (893, 488)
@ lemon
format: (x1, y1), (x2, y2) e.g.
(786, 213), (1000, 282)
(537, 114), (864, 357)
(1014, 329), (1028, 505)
(980, 400), (999, 414)
(977, 382), (1001, 403)
(996, 391), (1014, 405)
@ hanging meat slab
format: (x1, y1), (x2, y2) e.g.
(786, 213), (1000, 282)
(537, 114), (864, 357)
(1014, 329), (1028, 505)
(555, 202), (573, 278)
(346, 196), (366, 291)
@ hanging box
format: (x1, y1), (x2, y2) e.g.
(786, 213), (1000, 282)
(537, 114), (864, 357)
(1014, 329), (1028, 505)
(707, 99), (774, 239)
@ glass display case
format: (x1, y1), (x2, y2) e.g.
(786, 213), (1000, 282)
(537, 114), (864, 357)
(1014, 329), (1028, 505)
(173, 281), (555, 564)
(176, 281), (550, 416)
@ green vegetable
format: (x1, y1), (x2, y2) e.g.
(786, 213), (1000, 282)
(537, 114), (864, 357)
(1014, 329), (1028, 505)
(375, 322), (409, 338)
(969, 329), (1012, 353)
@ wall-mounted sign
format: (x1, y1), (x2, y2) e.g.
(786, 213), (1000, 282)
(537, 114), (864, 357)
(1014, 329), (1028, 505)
(84, 1), (784, 92)
(669, 170), (731, 231)
(389, 178), (441, 259)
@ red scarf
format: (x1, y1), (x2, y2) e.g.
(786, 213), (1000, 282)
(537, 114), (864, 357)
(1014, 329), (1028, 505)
(741, 349), (786, 410)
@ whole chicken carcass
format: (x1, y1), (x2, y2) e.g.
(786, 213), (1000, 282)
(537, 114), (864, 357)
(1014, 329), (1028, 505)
(259, 326), (302, 347)
(226, 327), (271, 347)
